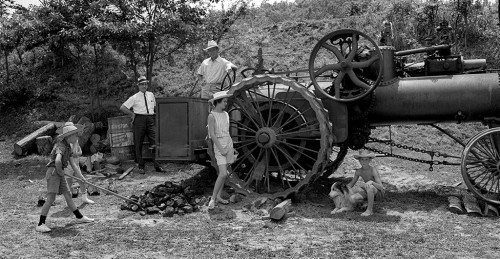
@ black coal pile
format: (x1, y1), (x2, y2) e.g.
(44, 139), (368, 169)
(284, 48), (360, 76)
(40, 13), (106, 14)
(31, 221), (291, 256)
(120, 181), (208, 217)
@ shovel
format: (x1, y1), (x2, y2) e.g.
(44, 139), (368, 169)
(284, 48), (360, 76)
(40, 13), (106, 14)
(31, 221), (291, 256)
(64, 173), (143, 209)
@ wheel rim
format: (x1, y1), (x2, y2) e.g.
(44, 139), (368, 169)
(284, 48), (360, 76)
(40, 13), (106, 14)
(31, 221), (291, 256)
(462, 128), (500, 205)
(309, 29), (383, 102)
(225, 75), (336, 198)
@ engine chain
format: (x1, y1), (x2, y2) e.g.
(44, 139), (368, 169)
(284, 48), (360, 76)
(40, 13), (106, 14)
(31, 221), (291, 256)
(366, 137), (461, 171)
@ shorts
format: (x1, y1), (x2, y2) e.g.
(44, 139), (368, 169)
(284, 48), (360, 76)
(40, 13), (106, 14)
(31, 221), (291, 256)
(213, 136), (235, 165)
(351, 182), (382, 200)
(45, 167), (70, 195)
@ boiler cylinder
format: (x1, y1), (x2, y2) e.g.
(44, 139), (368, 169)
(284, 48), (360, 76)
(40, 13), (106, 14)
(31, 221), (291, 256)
(370, 73), (500, 125)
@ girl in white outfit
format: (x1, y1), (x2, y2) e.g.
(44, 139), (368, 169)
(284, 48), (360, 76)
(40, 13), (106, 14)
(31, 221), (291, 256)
(207, 91), (235, 209)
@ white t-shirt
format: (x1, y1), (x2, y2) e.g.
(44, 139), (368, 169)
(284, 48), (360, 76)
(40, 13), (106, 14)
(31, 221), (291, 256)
(197, 56), (235, 84)
(122, 91), (156, 115)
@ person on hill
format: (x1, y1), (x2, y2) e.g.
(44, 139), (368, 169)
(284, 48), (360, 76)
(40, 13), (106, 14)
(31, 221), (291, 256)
(346, 150), (385, 216)
(207, 91), (236, 209)
(195, 40), (237, 99)
(120, 75), (165, 174)
(36, 122), (94, 233)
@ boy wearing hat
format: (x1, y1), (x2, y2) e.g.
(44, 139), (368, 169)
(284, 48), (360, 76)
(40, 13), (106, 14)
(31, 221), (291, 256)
(36, 122), (94, 233)
(195, 40), (237, 99)
(120, 76), (165, 174)
(346, 150), (385, 216)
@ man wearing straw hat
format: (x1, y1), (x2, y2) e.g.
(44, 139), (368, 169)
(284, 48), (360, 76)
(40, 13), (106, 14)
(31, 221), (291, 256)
(346, 150), (385, 216)
(36, 122), (94, 233)
(120, 76), (165, 174)
(195, 40), (237, 99)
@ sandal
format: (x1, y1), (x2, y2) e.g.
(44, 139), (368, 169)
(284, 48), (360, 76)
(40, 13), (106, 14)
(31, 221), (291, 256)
(208, 199), (216, 209)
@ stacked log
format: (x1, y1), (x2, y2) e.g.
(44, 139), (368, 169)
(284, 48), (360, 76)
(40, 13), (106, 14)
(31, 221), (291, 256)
(120, 181), (206, 217)
(14, 123), (57, 156)
(35, 136), (53, 156)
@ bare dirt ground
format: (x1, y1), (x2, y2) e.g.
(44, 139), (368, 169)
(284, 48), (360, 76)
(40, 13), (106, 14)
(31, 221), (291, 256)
(1, 138), (500, 259)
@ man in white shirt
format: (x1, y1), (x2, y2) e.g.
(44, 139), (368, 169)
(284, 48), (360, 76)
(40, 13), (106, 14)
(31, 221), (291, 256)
(196, 40), (237, 99)
(120, 76), (165, 174)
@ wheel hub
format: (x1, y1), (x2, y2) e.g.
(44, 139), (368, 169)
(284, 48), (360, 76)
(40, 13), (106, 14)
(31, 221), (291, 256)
(255, 127), (277, 148)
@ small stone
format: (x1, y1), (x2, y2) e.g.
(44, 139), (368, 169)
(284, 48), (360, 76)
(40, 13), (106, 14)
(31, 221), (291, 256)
(181, 205), (193, 213)
(163, 207), (175, 217)
(139, 211), (146, 216)
(131, 205), (139, 211)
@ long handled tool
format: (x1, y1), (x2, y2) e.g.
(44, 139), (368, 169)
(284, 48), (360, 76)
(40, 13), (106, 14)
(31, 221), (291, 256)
(65, 173), (142, 209)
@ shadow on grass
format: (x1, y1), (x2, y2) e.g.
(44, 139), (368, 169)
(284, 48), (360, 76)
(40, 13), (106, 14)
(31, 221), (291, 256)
(48, 224), (82, 238)
(207, 206), (237, 221)
(293, 178), (449, 220)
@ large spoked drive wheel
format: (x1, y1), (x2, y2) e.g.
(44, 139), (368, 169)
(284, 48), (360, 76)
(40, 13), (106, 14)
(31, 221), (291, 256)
(225, 75), (342, 199)
(309, 29), (383, 102)
(461, 128), (500, 205)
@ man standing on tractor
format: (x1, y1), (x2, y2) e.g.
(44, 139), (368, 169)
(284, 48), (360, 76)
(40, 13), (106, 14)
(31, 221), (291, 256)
(195, 40), (237, 99)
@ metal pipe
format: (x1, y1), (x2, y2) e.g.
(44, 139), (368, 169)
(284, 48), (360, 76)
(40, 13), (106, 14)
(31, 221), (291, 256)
(65, 173), (142, 208)
(394, 45), (451, 56)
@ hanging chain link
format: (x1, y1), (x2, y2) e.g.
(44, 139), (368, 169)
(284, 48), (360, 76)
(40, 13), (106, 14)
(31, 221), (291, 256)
(365, 137), (461, 171)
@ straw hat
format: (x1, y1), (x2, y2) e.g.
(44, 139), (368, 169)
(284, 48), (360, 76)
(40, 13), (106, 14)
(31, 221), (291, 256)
(353, 150), (378, 159)
(204, 40), (219, 51)
(56, 122), (84, 140)
(209, 90), (232, 103)
(137, 76), (149, 85)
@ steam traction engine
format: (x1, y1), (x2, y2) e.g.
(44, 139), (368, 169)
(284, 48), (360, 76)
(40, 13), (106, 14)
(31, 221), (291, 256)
(160, 24), (500, 204)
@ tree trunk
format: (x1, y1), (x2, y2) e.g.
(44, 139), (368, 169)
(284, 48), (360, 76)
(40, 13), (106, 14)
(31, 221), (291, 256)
(14, 123), (57, 156)
(36, 136), (53, 156)
(4, 50), (9, 87)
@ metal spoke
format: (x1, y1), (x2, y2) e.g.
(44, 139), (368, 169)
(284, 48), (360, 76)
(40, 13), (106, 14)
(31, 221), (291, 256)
(234, 98), (261, 129)
(321, 42), (344, 62)
(247, 88), (267, 127)
(333, 71), (346, 98)
(279, 108), (311, 131)
(282, 121), (319, 134)
(474, 141), (497, 160)
(352, 55), (380, 68)
(243, 148), (264, 184)
(270, 146), (292, 189)
(274, 144), (308, 172)
(346, 33), (358, 61)
(276, 140), (318, 162)
(271, 86), (293, 128)
(232, 145), (259, 173)
(278, 128), (319, 137)
(230, 120), (257, 133)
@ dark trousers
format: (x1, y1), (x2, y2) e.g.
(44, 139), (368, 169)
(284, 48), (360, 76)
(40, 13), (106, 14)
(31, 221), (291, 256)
(133, 114), (159, 168)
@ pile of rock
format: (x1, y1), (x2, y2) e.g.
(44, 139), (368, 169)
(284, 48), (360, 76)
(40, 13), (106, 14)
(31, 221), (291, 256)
(120, 181), (207, 217)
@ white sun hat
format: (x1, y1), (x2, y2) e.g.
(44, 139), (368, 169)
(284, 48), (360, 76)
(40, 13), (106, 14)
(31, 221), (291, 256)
(204, 40), (219, 51)
(209, 90), (232, 103)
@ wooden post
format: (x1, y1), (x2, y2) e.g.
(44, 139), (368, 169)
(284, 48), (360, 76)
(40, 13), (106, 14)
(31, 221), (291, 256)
(36, 136), (53, 156)
(270, 199), (292, 221)
(14, 123), (57, 156)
